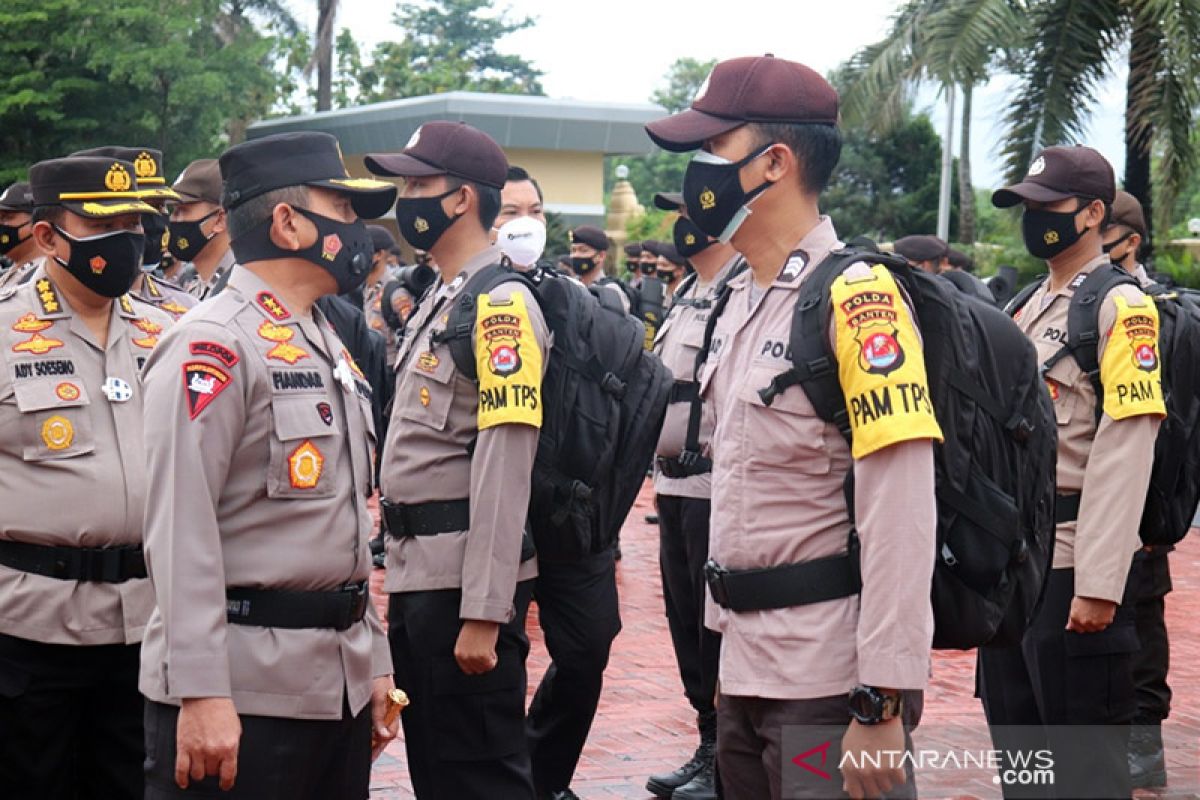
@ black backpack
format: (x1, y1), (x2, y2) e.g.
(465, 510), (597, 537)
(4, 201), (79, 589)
(437, 262), (673, 560)
(698, 244), (1057, 650)
(1008, 264), (1200, 546)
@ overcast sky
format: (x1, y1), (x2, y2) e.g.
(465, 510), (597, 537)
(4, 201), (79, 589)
(291, 0), (1128, 188)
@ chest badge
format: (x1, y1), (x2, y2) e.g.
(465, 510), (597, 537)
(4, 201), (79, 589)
(41, 415), (74, 451)
(419, 386), (431, 407)
(102, 376), (133, 403)
(257, 321), (310, 365)
(287, 440), (325, 489)
(12, 332), (64, 355)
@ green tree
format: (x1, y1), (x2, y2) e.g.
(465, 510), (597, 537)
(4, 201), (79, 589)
(842, 0), (1024, 244)
(823, 105), (957, 241)
(349, 0), (543, 103)
(1000, 0), (1200, 236)
(0, 0), (293, 183)
(606, 57), (716, 204)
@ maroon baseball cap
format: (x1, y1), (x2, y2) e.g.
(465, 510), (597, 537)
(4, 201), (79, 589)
(645, 55), (839, 152)
(569, 225), (608, 251)
(992, 145), (1115, 208)
(365, 122), (508, 189)
(892, 235), (948, 263)
(1108, 190), (1147, 238)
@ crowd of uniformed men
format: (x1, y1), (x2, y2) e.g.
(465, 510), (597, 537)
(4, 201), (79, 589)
(0, 52), (1180, 800)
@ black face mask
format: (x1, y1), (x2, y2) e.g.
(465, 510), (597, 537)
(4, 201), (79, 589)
(683, 143), (775, 241)
(394, 188), (462, 252)
(570, 256), (596, 276)
(673, 216), (713, 259)
(1101, 231), (1133, 260)
(639, 262), (657, 275)
(657, 268), (678, 283)
(1021, 202), (1092, 260)
(167, 209), (218, 263)
(230, 206), (374, 295)
(0, 220), (31, 255)
(52, 225), (145, 298)
(140, 213), (167, 271)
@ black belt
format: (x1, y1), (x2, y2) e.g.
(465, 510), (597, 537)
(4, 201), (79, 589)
(668, 381), (700, 404)
(1055, 493), (1081, 524)
(704, 548), (861, 613)
(656, 451), (712, 478)
(381, 498), (470, 537)
(0, 540), (146, 583)
(225, 582), (369, 631)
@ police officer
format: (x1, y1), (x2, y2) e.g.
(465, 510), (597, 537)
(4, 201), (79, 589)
(645, 191), (741, 800)
(655, 241), (688, 298)
(569, 224), (632, 313)
(893, 234), (992, 302)
(363, 224), (400, 362)
(1102, 189), (1173, 788)
(625, 241), (647, 282)
(0, 181), (42, 287)
(980, 146), (1164, 798)
(139, 131), (399, 799)
(0, 155), (173, 799)
(647, 55), (941, 799)
(163, 158), (234, 309)
(366, 121), (548, 799)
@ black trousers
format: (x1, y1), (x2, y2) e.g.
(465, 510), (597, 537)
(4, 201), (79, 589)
(143, 698), (371, 799)
(0, 633), (142, 800)
(1131, 548), (1172, 723)
(390, 582), (535, 800)
(717, 692), (922, 800)
(527, 548), (622, 793)
(978, 567), (1138, 798)
(658, 494), (721, 718)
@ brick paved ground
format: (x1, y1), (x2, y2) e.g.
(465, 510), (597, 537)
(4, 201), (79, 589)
(368, 482), (1200, 798)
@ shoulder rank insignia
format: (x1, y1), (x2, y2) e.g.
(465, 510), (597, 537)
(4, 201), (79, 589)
(160, 301), (190, 318)
(13, 332), (65, 355)
(256, 291), (291, 321)
(12, 313), (52, 333)
(35, 279), (61, 315)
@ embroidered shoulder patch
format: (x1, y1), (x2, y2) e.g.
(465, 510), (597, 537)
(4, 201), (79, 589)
(1100, 295), (1166, 420)
(189, 340), (239, 368)
(475, 291), (543, 430)
(183, 361), (232, 419)
(829, 263), (943, 458)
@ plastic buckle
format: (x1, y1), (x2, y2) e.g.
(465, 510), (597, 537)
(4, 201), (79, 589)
(703, 560), (730, 608)
(601, 372), (627, 399)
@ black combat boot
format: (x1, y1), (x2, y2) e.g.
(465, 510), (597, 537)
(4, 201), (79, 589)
(646, 712), (716, 799)
(1129, 723), (1167, 789)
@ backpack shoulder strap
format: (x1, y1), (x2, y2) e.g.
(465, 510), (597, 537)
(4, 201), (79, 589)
(431, 261), (537, 382)
(757, 247), (896, 443)
(1004, 276), (1047, 318)
(1056, 264), (1138, 421)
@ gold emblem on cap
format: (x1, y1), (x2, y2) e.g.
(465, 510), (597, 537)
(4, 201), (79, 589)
(104, 163), (133, 193)
(41, 415), (74, 451)
(414, 217), (429, 233)
(699, 188), (716, 211)
(1044, 230), (1060, 245)
(134, 152), (157, 179)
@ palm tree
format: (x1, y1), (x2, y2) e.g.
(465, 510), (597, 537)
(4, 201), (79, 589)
(1001, 0), (1200, 240)
(842, 0), (1025, 244)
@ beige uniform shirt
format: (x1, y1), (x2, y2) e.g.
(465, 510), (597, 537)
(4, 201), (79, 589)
(0, 256), (42, 290)
(132, 273), (198, 321)
(362, 279), (397, 367)
(1013, 256), (1163, 602)
(139, 266), (390, 720)
(185, 249), (235, 301)
(701, 217), (938, 700)
(380, 246), (546, 622)
(0, 265), (172, 645)
(652, 256), (741, 499)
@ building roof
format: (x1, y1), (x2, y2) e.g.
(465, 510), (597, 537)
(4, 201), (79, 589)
(247, 91), (665, 156)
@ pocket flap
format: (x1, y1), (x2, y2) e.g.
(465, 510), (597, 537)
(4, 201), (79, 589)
(13, 379), (90, 413)
(270, 394), (341, 441)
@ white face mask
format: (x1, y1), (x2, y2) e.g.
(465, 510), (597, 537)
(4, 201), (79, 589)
(495, 215), (547, 268)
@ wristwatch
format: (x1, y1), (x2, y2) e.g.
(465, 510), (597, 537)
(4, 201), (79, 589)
(848, 685), (903, 725)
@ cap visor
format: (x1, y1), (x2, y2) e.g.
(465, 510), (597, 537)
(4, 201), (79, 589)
(645, 109), (745, 152)
(63, 199), (160, 218)
(172, 191), (213, 204)
(991, 182), (1072, 208)
(653, 192), (684, 212)
(364, 153), (445, 179)
(138, 187), (181, 201)
(308, 178), (398, 219)
(0, 203), (30, 212)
